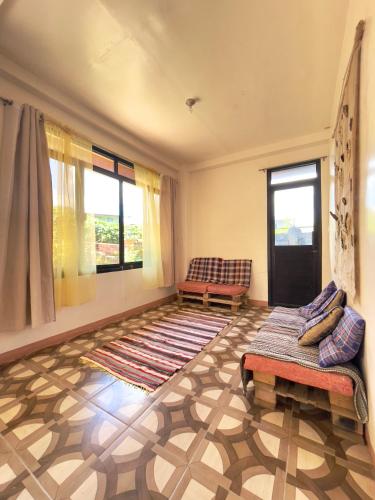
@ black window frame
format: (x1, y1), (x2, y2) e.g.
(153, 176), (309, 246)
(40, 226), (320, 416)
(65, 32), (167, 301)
(92, 145), (143, 273)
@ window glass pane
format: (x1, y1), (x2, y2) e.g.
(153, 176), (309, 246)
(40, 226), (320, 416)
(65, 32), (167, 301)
(274, 186), (314, 246)
(271, 164), (317, 185)
(123, 182), (143, 263)
(92, 151), (115, 172)
(85, 170), (120, 264)
(118, 161), (135, 181)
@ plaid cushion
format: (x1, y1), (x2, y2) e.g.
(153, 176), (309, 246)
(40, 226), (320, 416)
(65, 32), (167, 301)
(299, 281), (337, 319)
(217, 259), (252, 288)
(318, 307), (365, 367)
(186, 257), (223, 283)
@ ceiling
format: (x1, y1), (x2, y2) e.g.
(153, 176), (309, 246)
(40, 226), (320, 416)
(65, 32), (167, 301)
(0, 0), (348, 166)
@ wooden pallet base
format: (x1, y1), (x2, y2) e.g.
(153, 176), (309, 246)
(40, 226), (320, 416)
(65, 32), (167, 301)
(177, 290), (246, 313)
(252, 370), (363, 436)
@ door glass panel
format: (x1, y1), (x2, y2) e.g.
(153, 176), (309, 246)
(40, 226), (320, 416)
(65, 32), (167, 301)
(274, 186), (314, 245)
(271, 164), (317, 185)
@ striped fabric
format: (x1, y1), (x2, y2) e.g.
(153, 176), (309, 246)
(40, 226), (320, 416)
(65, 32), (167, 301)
(186, 257), (223, 283)
(299, 281), (337, 319)
(81, 309), (231, 392)
(240, 307), (368, 422)
(319, 306), (365, 368)
(218, 259), (252, 287)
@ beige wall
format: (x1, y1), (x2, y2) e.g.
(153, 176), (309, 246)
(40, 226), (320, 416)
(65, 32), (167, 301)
(186, 142), (331, 302)
(331, 0), (375, 450)
(0, 67), (177, 355)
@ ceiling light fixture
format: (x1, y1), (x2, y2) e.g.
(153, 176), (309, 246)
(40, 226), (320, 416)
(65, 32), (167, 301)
(185, 97), (199, 112)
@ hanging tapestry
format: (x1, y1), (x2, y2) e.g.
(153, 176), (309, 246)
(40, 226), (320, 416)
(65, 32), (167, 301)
(332, 21), (365, 300)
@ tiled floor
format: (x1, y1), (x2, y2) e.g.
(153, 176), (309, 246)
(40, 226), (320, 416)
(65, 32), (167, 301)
(0, 303), (374, 499)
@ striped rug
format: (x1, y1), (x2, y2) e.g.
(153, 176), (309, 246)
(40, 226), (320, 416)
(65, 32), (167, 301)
(81, 309), (232, 392)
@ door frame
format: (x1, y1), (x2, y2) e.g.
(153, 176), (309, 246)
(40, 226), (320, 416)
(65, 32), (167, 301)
(267, 159), (322, 306)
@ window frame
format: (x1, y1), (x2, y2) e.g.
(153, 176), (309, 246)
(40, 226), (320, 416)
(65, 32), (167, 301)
(92, 145), (143, 273)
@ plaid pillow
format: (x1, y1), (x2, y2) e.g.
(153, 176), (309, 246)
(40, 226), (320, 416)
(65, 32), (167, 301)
(186, 257), (223, 283)
(299, 281), (337, 319)
(186, 258), (208, 282)
(318, 307), (365, 367)
(205, 258), (224, 283)
(217, 259), (252, 287)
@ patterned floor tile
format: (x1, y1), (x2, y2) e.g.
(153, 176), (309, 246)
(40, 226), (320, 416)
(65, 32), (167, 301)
(0, 384), (84, 444)
(0, 441), (44, 499)
(0, 302), (373, 499)
(91, 380), (151, 425)
(60, 427), (187, 499)
(286, 438), (375, 499)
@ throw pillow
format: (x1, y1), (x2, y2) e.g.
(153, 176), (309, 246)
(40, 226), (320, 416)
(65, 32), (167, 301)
(299, 281), (337, 319)
(318, 307), (365, 367)
(298, 306), (344, 346)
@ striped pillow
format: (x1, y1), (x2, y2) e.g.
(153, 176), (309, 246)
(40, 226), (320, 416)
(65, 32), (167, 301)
(298, 306), (344, 346)
(318, 307), (365, 367)
(299, 281), (337, 319)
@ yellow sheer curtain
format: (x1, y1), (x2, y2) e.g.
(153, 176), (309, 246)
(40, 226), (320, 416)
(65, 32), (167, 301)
(134, 164), (163, 288)
(45, 122), (96, 308)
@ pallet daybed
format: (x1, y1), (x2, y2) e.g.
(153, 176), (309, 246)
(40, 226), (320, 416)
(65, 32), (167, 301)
(241, 306), (368, 435)
(177, 257), (251, 312)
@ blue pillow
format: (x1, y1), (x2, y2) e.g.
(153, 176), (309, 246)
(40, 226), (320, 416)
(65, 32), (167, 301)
(318, 307), (365, 367)
(299, 281), (337, 319)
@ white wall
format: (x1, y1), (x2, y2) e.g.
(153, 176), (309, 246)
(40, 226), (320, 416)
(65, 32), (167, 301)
(0, 60), (177, 355)
(330, 0), (375, 451)
(185, 140), (331, 302)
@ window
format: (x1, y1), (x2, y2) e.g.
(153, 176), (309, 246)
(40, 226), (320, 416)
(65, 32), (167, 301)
(270, 163), (317, 185)
(90, 146), (143, 272)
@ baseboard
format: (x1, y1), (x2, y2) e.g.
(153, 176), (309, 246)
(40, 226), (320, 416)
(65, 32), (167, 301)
(0, 293), (177, 366)
(365, 425), (375, 467)
(248, 299), (269, 307)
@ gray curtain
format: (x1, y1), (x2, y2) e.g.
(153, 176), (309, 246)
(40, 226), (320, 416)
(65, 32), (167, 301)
(0, 103), (55, 331)
(160, 175), (177, 287)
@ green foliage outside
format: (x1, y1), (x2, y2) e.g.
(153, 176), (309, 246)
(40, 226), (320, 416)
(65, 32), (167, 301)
(95, 214), (142, 264)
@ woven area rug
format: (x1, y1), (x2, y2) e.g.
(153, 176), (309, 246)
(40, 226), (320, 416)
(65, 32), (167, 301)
(81, 308), (232, 392)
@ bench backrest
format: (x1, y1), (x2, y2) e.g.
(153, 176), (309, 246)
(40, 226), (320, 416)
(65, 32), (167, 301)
(186, 257), (252, 288)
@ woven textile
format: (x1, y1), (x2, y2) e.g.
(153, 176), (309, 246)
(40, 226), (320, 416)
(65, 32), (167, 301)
(218, 259), (252, 287)
(332, 21), (364, 300)
(81, 309), (232, 392)
(319, 307), (365, 368)
(186, 257), (223, 283)
(299, 281), (337, 319)
(241, 306), (368, 423)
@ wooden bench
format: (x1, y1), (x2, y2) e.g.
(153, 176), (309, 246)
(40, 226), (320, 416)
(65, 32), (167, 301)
(177, 258), (251, 313)
(244, 353), (363, 436)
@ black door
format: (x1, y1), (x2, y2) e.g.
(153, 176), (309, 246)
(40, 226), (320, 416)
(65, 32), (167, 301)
(268, 160), (322, 307)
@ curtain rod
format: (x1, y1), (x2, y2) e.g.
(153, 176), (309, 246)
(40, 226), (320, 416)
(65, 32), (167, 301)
(1, 96), (13, 106)
(258, 156), (328, 172)
(1, 94), (160, 176)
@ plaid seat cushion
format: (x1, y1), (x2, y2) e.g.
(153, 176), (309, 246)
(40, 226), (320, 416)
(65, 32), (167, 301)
(217, 259), (252, 287)
(318, 307), (365, 367)
(186, 257), (223, 283)
(299, 281), (337, 319)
